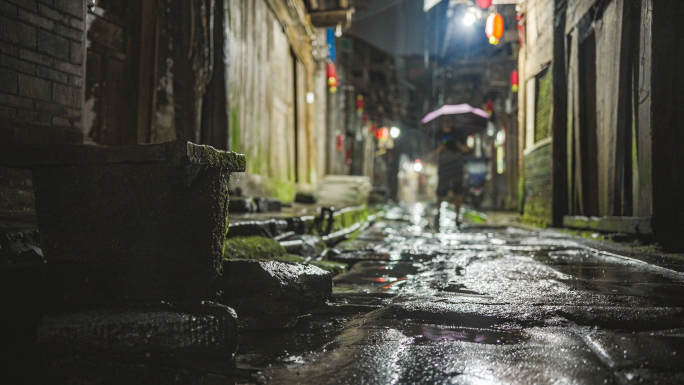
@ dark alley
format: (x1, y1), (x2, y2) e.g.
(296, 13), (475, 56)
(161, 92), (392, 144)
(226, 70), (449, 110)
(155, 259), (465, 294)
(1, 0), (684, 384)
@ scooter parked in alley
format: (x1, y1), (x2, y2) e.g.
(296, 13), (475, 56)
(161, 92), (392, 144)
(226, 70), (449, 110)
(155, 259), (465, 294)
(464, 157), (488, 209)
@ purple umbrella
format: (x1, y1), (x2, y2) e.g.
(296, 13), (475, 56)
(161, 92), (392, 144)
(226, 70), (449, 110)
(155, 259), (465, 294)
(421, 104), (489, 136)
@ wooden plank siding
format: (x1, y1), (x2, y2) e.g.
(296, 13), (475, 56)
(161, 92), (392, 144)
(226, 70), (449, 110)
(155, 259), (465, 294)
(226, 0), (318, 201)
(564, 0), (646, 220)
(594, 0), (623, 217)
(635, 0), (652, 218)
(521, 0), (684, 245)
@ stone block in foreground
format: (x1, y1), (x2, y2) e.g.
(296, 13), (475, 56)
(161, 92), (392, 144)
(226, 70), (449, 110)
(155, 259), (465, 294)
(0, 141), (245, 302)
(37, 302), (238, 360)
(215, 260), (332, 308)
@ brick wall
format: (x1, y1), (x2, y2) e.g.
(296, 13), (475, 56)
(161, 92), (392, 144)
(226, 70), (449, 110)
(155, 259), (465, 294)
(0, 0), (85, 140)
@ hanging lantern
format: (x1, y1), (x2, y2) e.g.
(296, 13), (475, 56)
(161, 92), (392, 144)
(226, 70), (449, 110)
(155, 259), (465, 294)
(326, 62), (338, 93)
(516, 14), (525, 48)
(485, 13), (504, 45)
(485, 100), (494, 116)
(356, 95), (364, 113)
(476, 0), (492, 10)
(336, 134), (344, 152)
(376, 127), (389, 140)
(510, 69), (519, 92)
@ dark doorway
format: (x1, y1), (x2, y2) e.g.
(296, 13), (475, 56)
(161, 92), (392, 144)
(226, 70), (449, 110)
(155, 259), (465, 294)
(84, 0), (142, 145)
(578, 29), (599, 216)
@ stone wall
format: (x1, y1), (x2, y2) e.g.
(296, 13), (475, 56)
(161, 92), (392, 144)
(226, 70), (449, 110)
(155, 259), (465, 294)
(518, 0), (555, 225)
(0, 0), (85, 216)
(0, 0), (85, 141)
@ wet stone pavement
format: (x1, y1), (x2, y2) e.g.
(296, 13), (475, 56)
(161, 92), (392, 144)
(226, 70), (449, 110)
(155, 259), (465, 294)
(234, 204), (684, 385)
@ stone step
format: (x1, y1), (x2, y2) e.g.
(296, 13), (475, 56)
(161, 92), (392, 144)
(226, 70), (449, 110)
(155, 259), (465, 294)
(37, 302), (238, 360)
(0, 141), (245, 302)
(215, 260), (332, 307)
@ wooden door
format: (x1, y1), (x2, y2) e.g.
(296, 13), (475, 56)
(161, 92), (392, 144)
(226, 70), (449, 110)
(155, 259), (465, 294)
(84, 0), (141, 145)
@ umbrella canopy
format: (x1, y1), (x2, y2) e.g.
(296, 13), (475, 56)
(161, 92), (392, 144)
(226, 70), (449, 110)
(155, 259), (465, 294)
(421, 104), (489, 136)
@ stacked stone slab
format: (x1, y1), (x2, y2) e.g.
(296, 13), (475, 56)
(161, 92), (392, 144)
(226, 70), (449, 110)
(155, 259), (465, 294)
(0, 141), (245, 381)
(0, 140), (246, 302)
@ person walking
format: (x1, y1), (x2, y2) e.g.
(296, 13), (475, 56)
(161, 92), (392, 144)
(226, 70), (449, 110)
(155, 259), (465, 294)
(428, 116), (471, 229)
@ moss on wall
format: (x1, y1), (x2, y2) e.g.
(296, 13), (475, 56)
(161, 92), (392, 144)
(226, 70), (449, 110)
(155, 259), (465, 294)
(523, 142), (553, 225)
(535, 67), (553, 143)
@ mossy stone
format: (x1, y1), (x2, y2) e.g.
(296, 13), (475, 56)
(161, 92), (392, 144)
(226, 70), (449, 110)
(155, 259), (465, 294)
(222, 236), (286, 260)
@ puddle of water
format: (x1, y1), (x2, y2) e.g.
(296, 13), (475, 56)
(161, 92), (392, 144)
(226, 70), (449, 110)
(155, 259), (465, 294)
(398, 323), (527, 345)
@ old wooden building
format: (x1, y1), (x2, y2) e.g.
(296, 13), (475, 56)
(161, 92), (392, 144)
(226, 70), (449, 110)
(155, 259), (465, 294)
(0, 0), (362, 207)
(518, 0), (684, 249)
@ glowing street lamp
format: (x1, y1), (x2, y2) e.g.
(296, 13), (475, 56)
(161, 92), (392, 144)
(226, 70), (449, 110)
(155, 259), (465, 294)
(390, 126), (401, 138)
(414, 160), (423, 172)
(463, 11), (476, 26)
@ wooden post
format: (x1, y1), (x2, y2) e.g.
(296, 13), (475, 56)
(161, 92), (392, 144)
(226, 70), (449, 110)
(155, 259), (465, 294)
(201, 0), (230, 150)
(551, 0), (568, 227)
(650, 0), (684, 249)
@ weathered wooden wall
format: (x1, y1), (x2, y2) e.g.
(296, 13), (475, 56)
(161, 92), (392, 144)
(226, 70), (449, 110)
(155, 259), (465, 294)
(636, 0), (652, 219)
(314, 55), (328, 181)
(524, 0), (684, 248)
(594, 0), (623, 217)
(564, 0), (651, 220)
(226, 0), (317, 201)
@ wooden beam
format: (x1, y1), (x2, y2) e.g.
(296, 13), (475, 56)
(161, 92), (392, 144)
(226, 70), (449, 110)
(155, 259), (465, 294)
(551, 0), (568, 227)
(309, 8), (354, 28)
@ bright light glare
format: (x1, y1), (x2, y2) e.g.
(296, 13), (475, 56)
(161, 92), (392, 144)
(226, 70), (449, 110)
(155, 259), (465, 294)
(463, 12), (476, 26)
(413, 162), (423, 172)
(467, 135), (475, 148)
(496, 129), (506, 146)
(306, 92), (315, 104)
(390, 126), (400, 138)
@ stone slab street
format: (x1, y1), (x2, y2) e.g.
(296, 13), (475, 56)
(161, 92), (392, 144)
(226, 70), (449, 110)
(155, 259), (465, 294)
(235, 204), (684, 384)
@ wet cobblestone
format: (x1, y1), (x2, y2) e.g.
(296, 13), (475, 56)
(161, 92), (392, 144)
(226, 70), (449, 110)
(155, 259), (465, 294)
(233, 204), (684, 384)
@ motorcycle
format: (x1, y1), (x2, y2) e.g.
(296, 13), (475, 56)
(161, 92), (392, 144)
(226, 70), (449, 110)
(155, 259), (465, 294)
(464, 157), (488, 208)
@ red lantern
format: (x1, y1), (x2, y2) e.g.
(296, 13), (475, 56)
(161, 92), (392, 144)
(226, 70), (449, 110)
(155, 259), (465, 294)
(326, 62), (338, 93)
(486, 13), (504, 45)
(510, 69), (519, 92)
(485, 100), (494, 116)
(336, 134), (344, 152)
(517, 14), (525, 48)
(356, 95), (364, 113)
(476, 0), (492, 10)
(376, 127), (389, 140)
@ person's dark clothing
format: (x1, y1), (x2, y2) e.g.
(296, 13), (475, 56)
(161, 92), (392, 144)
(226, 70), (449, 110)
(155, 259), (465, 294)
(435, 129), (466, 196)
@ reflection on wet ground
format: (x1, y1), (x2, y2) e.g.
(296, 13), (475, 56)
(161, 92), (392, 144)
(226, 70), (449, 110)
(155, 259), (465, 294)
(398, 323), (528, 345)
(233, 204), (684, 384)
